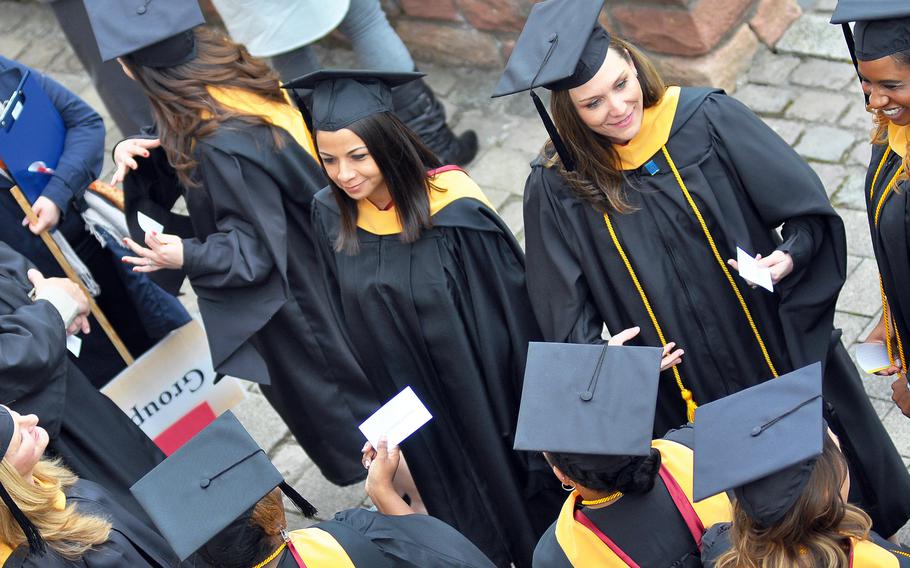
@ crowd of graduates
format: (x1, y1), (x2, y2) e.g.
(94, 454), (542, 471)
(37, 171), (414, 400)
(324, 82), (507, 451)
(2, 0), (910, 566)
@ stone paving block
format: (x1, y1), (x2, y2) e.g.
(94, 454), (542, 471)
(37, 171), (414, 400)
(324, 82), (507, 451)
(0, 1), (31, 34)
(794, 125), (855, 162)
(733, 84), (793, 115)
(269, 440), (315, 486)
(0, 35), (27, 61)
(848, 141), (872, 167)
(836, 258), (884, 316)
(839, 208), (875, 258)
(296, 464), (368, 522)
(453, 108), (514, 152)
(501, 117), (549, 157)
(422, 63), (458, 97)
(811, 0), (836, 12)
(763, 117), (804, 146)
(49, 71), (91, 97)
(810, 162), (846, 197)
(745, 49), (801, 86)
(880, 408), (910, 457)
(833, 166), (869, 211)
(840, 102), (875, 131)
(776, 14), (852, 62)
(785, 90), (851, 123)
(467, 147), (537, 198)
(835, 311), (871, 347)
(231, 390), (290, 453)
(870, 396), (896, 421)
(499, 197), (524, 238)
(788, 58), (857, 90)
(485, 188), (514, 211)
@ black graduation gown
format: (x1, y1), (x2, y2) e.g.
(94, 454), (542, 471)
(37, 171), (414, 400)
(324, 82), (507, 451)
(123, 121), (377, 486)
(523, 87), (910, 536)
(0, 243), (163, 526)
(311, 173), (562, 568)
(4, 479), (180, 567)
(274, 509), (496, 568)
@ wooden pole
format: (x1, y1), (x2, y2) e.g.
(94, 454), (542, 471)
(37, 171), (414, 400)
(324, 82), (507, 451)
(11, 186), (134, 365)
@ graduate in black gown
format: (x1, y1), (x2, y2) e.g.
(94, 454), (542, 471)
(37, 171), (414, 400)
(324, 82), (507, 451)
(830, 3), (910, 418)
(693, 363), (910, 567)
(83, 0), (378, 487)
(130, 411), (495, 568)
(0, 242), (163, 526)
(493, 0), (910, 537)
(513, 333), (730, 567)
(285, 69), (562, 566)
(0, 406), (177, 566)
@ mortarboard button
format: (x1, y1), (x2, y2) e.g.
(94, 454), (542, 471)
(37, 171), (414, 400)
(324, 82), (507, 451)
(200, 478), (210, 489)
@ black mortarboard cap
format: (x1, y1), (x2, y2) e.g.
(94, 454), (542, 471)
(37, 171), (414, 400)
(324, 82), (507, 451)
(491, 0), (610, 171)
(84, 0), (205, 67)
(0, 407), (45, 556)
(282, 69), (424, 132)
(693, 363), (824, 526)
(514, 342), (663, 456)
(130, 411), (316, 561)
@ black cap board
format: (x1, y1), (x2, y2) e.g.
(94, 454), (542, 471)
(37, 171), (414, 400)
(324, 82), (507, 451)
(693, 363), (824, 526)
(0, 407), (45, 556)
(83, 0), (205, 67)
(282, 69), (424, 132)
(514, 342), (663, 456)
(130, 411), (316, 561)
(491, 0), (610, 172)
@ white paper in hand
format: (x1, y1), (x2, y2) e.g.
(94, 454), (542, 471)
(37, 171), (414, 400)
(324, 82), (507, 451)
(137, 211), (164, 235)
(856, 343), (897, 374)
(66, 335), (82, 357)
(359, 386), (432, 448)
(736, 247), (774, 292)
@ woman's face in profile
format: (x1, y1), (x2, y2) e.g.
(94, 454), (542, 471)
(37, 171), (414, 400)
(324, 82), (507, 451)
(859, 54), (910, 127)
(2, 408), (48, 478)
(317, 128), (390, 205)
(569, 48), (645, 144)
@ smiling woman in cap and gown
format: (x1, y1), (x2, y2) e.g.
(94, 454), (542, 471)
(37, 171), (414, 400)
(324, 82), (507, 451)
(0, 405), (179, 567)
(830, 2), (910, 419)
(81, 0), (379, 488)
(514, 328), (730, 567)
(494, 0), (910, 538)
(283, 69), (563, 566)
(130, 410), (496, 568)
(694, 361), (910, 567)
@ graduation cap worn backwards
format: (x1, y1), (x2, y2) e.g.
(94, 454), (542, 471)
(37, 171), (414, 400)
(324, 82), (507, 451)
(282, 69), (424, 132)
(514, 342), (663, 456)
(83, 0), (205, 67)
(492, 0), (611, 171)
(130, 411), (316, 561)
(693, 363), (825, 527)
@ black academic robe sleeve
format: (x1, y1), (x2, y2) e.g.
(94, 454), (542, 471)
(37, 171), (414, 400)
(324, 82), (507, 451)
(523, 166), (605, 344)
(703, 94), (847, 368)
(0, 243), (67, 436)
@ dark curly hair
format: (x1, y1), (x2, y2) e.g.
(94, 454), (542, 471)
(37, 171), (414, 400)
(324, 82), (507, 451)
(546, 448), (662, 494)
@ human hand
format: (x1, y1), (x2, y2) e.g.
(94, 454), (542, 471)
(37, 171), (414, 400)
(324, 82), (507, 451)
(891, 375), (910, 418)
(27, 269), (90, 335)
(110, 138), (160, 185)
(364, 437), (401, 498)
(727, 251), (794, 287)
(121, 232), (184, 272)
(23, 197), (61, 234)
(607, 326), (684, 371)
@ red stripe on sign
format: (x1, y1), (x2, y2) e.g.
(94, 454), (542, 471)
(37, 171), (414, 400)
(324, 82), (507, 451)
(153, 402), (216, 456)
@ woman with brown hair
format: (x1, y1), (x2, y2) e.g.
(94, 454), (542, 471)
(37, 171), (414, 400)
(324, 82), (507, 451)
(494, 0), (910, 539)
(83, 0), (379, 488)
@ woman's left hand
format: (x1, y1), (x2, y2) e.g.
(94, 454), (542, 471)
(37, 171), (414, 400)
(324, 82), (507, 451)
(727, 250), (794, 286)
(121, 232), (184, 272)
(364, 438), (401, 496)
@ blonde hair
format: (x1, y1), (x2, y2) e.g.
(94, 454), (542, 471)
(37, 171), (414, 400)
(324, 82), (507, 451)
(0, 459), (110, 560)
(714, 438), (871, 568)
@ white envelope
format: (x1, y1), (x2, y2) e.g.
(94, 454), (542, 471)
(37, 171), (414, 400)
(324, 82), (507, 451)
(137, 211), (164, 235)
(856, 342), (897, 374)
(359, 386), (432, 448)
(66, 335), (82, 357)
(736, 247), (774, 292)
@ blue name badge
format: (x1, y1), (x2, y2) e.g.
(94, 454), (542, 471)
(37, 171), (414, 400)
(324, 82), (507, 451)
(644, 160), (660, 176)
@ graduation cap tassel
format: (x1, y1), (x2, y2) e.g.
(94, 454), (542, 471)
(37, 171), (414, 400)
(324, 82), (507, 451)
(530, 91), (576, 172)
(0, 485), (45, 556)
(279, 482), (317, 518)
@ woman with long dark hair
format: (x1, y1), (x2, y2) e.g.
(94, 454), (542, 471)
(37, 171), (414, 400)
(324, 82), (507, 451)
(494, 0), (910, 538)
(83, 1), (378, 487)
(290, 69), (563, 567)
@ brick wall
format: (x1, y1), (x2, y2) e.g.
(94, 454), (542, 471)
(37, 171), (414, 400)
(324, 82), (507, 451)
(379, 0), (802, 91)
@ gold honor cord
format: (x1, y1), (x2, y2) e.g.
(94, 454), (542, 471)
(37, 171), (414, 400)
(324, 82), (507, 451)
(870, 148), (908, 371)
(250, 542), (287, 568)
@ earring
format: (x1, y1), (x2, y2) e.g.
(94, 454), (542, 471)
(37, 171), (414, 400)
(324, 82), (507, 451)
(562, 482), (576, 492)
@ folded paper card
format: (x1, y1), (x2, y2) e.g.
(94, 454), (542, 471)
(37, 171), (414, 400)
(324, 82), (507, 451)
(736, 247), (774, 292)
(137, 211), (164, 235)
(856, 342), (897, 374)
(359, 386), (432, 448)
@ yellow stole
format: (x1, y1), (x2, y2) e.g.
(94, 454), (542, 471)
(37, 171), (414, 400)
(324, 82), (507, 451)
(614, 86), (681, 171)
(851, 538), (900, 567)
(355, 168), (495, 236)
(289, 527), (356, 568)
(0, 480), (65, 565)
(205, 86), (317, 158)
(888, 122), (910, 161)
(553, 439), (732, 566)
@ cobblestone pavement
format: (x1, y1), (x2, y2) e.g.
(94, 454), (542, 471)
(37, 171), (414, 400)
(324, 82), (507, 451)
(4, 0), (909, 539)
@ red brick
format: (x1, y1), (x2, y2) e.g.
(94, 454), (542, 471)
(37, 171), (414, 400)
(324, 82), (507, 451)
(395, 20), (502, 67)
(399, 0), (461, 22)
(611, 0), (756, 57)
(656, 23), (760, 91)
(750, 0), (801, 47)
(457, 0), (528, 32)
